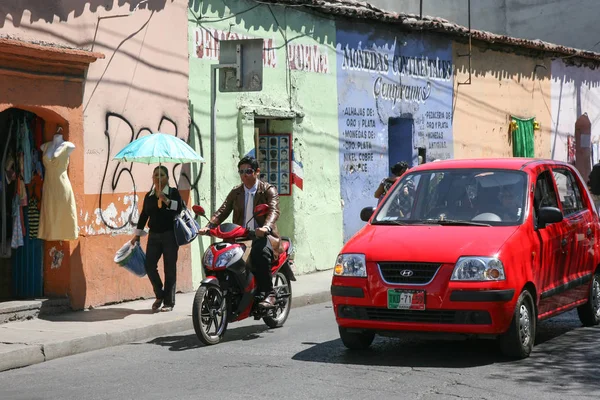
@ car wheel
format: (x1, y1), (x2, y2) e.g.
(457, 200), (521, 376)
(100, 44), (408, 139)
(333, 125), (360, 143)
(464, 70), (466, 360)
(338, 327), (375, 350)
(577, 271), (600, 327)
(499, 290), (536, 359)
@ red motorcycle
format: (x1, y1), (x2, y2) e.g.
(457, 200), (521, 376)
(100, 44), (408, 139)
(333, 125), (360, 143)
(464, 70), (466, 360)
(191, 204), (295, 345)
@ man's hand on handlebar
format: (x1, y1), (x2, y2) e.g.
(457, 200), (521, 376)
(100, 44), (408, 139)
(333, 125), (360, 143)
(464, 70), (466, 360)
(255, 226), (269, 238)
(198, 227), (211, 236)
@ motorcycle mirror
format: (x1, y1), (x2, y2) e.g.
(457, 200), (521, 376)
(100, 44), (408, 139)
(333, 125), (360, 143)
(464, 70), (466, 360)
(192, 205), (206, 216)
(253, 204), (269, 217)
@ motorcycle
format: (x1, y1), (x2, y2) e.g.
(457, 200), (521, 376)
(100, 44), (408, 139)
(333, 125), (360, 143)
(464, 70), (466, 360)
(190, 204), (296, 345)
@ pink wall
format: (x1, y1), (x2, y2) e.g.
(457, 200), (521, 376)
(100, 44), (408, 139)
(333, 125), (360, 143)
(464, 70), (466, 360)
(0, 0), (192, 308)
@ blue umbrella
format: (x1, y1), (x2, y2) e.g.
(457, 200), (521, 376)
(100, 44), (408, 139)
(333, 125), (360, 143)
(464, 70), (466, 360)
(113, 132), (204, 208)
(113, 132), (204, 164)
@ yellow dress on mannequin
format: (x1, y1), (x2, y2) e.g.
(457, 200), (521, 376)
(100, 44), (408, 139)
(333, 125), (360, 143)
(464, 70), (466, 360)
(37, 135), (78, 241)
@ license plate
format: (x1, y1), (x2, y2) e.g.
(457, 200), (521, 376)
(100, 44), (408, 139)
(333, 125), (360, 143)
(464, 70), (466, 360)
(387, 289), (425, 310)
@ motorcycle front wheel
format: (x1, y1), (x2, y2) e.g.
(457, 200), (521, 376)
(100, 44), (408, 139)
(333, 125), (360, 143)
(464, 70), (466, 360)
(192, 284), (228, 345)
(263, 271), (292, 328)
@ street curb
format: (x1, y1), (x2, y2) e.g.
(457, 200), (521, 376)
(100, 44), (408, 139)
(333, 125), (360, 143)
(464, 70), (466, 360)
(0, 290), (331, 372)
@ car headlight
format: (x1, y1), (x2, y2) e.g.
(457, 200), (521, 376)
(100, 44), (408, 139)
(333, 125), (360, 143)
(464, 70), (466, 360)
(215, 248), (241, 268)
(334, 254), (367, 277)
(202, 250), (214, 267)
(451, 257), (506, 281)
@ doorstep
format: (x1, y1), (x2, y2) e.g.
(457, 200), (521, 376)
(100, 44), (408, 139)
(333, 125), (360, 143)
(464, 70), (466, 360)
(0, 298), (71, 324)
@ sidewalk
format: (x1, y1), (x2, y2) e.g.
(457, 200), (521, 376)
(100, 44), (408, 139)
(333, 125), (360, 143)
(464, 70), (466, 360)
(0, 269), (333, 372)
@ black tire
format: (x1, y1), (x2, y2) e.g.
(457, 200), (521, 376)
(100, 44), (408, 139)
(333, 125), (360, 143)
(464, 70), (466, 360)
(263, 271), (292, 328)
(577, 271), (600, 327)
(192, 284), (228, 345)
(339, 327), (375, 350)
(499, 290), (536, 359)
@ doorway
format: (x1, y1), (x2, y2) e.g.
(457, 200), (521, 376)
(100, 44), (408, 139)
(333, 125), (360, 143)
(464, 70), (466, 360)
(0, 108), (45, 301)
(388, 117), (415, 168)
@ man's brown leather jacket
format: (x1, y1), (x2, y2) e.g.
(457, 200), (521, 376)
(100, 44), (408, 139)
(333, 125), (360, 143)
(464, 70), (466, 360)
(209, 180), (282, 256)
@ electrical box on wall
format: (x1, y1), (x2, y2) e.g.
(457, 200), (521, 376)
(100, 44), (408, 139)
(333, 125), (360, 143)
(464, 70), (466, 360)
(257, 133), (292, 196)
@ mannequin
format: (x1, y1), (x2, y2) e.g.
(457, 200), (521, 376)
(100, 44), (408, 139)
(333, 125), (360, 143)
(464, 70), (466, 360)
(37, 127), (78, 241)
(41, 129), (75, 160)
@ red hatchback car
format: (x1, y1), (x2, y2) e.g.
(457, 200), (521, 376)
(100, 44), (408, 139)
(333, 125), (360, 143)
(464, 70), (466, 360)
(331, 158), (600, 358)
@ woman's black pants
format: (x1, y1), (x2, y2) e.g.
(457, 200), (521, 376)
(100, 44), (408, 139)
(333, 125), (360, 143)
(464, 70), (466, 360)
(145, 231), (179, 307)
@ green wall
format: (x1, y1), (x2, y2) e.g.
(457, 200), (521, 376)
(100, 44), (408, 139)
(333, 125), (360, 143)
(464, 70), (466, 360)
(188, 0), (341, 286)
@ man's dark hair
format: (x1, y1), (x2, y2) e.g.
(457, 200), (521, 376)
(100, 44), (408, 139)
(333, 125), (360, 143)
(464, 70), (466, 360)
(238, 156), (259, 171)
(391, 161), (409, 176)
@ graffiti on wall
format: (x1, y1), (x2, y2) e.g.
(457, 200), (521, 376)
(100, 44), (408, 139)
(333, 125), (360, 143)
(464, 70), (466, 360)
(336, 22), (454, 242)
(193, 28), (330, 74)
(85, 112), (203, 235)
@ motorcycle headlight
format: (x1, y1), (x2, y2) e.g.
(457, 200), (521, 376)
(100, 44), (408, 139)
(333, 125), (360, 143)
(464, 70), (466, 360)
(334, 254), (367, 277)
(451, 257), (506, 281)
(202, 250), (214, 267)
(215, 248), (241, 268)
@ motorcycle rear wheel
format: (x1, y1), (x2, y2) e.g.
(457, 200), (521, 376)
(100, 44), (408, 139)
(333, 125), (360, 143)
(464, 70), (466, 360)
(263, 271), (292, 328)
(192, 284), (228, 345)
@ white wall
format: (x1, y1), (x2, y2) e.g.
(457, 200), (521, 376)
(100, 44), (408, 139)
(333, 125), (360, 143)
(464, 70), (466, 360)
(551, 59), (600, 171)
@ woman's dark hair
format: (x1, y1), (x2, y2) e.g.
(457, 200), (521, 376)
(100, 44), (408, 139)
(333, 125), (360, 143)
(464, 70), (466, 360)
(153, 165), (169, 178)
(238, 156), (259, 171)
(391, 161), (409, 176)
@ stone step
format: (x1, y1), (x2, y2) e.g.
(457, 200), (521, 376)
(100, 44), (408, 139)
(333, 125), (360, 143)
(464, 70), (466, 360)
(0, 298), (71, 324)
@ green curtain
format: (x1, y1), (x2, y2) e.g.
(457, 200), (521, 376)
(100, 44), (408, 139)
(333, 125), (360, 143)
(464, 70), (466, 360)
(512, 116), (535, 158)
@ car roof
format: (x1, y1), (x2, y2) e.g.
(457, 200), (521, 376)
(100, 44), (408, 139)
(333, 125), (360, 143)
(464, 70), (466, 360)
(411, 158), (574, 173)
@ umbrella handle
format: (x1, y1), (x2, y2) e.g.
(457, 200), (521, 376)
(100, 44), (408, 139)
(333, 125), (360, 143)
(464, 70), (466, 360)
(157, 162), (162, 208)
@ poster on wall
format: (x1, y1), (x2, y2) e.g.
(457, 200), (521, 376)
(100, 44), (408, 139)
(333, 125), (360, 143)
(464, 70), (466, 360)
(336, 21), (454, 242)
(257, 133), (292, 196)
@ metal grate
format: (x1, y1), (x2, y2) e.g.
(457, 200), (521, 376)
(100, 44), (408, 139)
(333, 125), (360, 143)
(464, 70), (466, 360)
(365, 308), (457, 324)
(378, 262), (441, 284)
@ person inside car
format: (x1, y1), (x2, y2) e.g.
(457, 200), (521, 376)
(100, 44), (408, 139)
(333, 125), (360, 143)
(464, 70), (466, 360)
(198, 156), (281, 308)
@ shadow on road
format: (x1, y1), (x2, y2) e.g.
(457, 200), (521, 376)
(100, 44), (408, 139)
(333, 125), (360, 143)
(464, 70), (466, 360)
(292, 311), (600, 393)
(147, 324), (273, 351)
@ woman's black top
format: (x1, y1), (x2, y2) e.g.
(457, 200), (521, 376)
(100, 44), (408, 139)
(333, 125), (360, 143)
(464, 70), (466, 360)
(136, 187), (183, 234)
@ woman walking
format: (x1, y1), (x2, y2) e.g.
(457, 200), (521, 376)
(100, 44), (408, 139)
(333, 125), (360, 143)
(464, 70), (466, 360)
(131, 166), (183, 312)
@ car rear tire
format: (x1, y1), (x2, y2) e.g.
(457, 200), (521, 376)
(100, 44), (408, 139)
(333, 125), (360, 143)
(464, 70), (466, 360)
(577, 271), (600, 327)
(499, 290), (536, 359)
(338, 327), (375, 350)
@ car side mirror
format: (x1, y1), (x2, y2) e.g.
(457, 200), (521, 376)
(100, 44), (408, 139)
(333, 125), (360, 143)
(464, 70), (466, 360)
(360, 206), (375, 222)
(538, 206), (563, 228)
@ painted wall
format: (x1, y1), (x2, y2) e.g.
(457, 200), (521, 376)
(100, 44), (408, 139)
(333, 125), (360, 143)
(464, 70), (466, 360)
(188, 0), (341, 277)
(551, 59), (600, 179)
(367, 0), (600, 53)
(336, 22), (454, 242)
(453, 43), (552, 159)
(0, 0), (191, 308)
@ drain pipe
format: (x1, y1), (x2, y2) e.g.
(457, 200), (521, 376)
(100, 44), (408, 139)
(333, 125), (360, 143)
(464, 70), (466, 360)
(457, 0), (472, 86)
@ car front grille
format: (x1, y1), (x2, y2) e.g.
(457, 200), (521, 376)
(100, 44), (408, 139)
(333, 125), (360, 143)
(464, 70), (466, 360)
(337, 306), (491, 325)
(378, 262), (441, 284)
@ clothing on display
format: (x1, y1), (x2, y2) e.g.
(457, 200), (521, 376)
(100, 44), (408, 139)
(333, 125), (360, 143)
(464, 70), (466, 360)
(37, 134), (78, 241)
(1, 111), (43, 257)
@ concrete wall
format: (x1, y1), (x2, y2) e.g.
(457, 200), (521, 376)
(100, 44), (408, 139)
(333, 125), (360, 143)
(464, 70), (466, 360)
(453, 43), (552, 159)
(188, 0), (342, 277)
(367, 0), (600, 52)
(0, 0), (191, 308)
(551, 59), (600, 180)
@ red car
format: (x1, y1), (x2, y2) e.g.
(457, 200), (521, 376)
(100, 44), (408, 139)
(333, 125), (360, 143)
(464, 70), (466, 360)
(331, 158), (600, 358)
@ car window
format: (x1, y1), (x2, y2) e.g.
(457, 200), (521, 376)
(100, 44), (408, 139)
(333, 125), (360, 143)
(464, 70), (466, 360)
(533, 171), (559, 226)
(373, 169), (528, 226)
(553, 169), (584, 216)
(534, 171), (559, 210)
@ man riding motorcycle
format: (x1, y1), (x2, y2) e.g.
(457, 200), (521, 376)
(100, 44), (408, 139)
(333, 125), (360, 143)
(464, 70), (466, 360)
(199, 156), (282, 308)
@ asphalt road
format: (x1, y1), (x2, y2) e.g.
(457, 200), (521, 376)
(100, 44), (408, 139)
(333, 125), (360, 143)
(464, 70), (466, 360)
(0, 302), (599, 400)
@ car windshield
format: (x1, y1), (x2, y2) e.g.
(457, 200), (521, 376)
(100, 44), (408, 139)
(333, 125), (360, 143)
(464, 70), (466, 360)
(373, 168), (528, 226)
